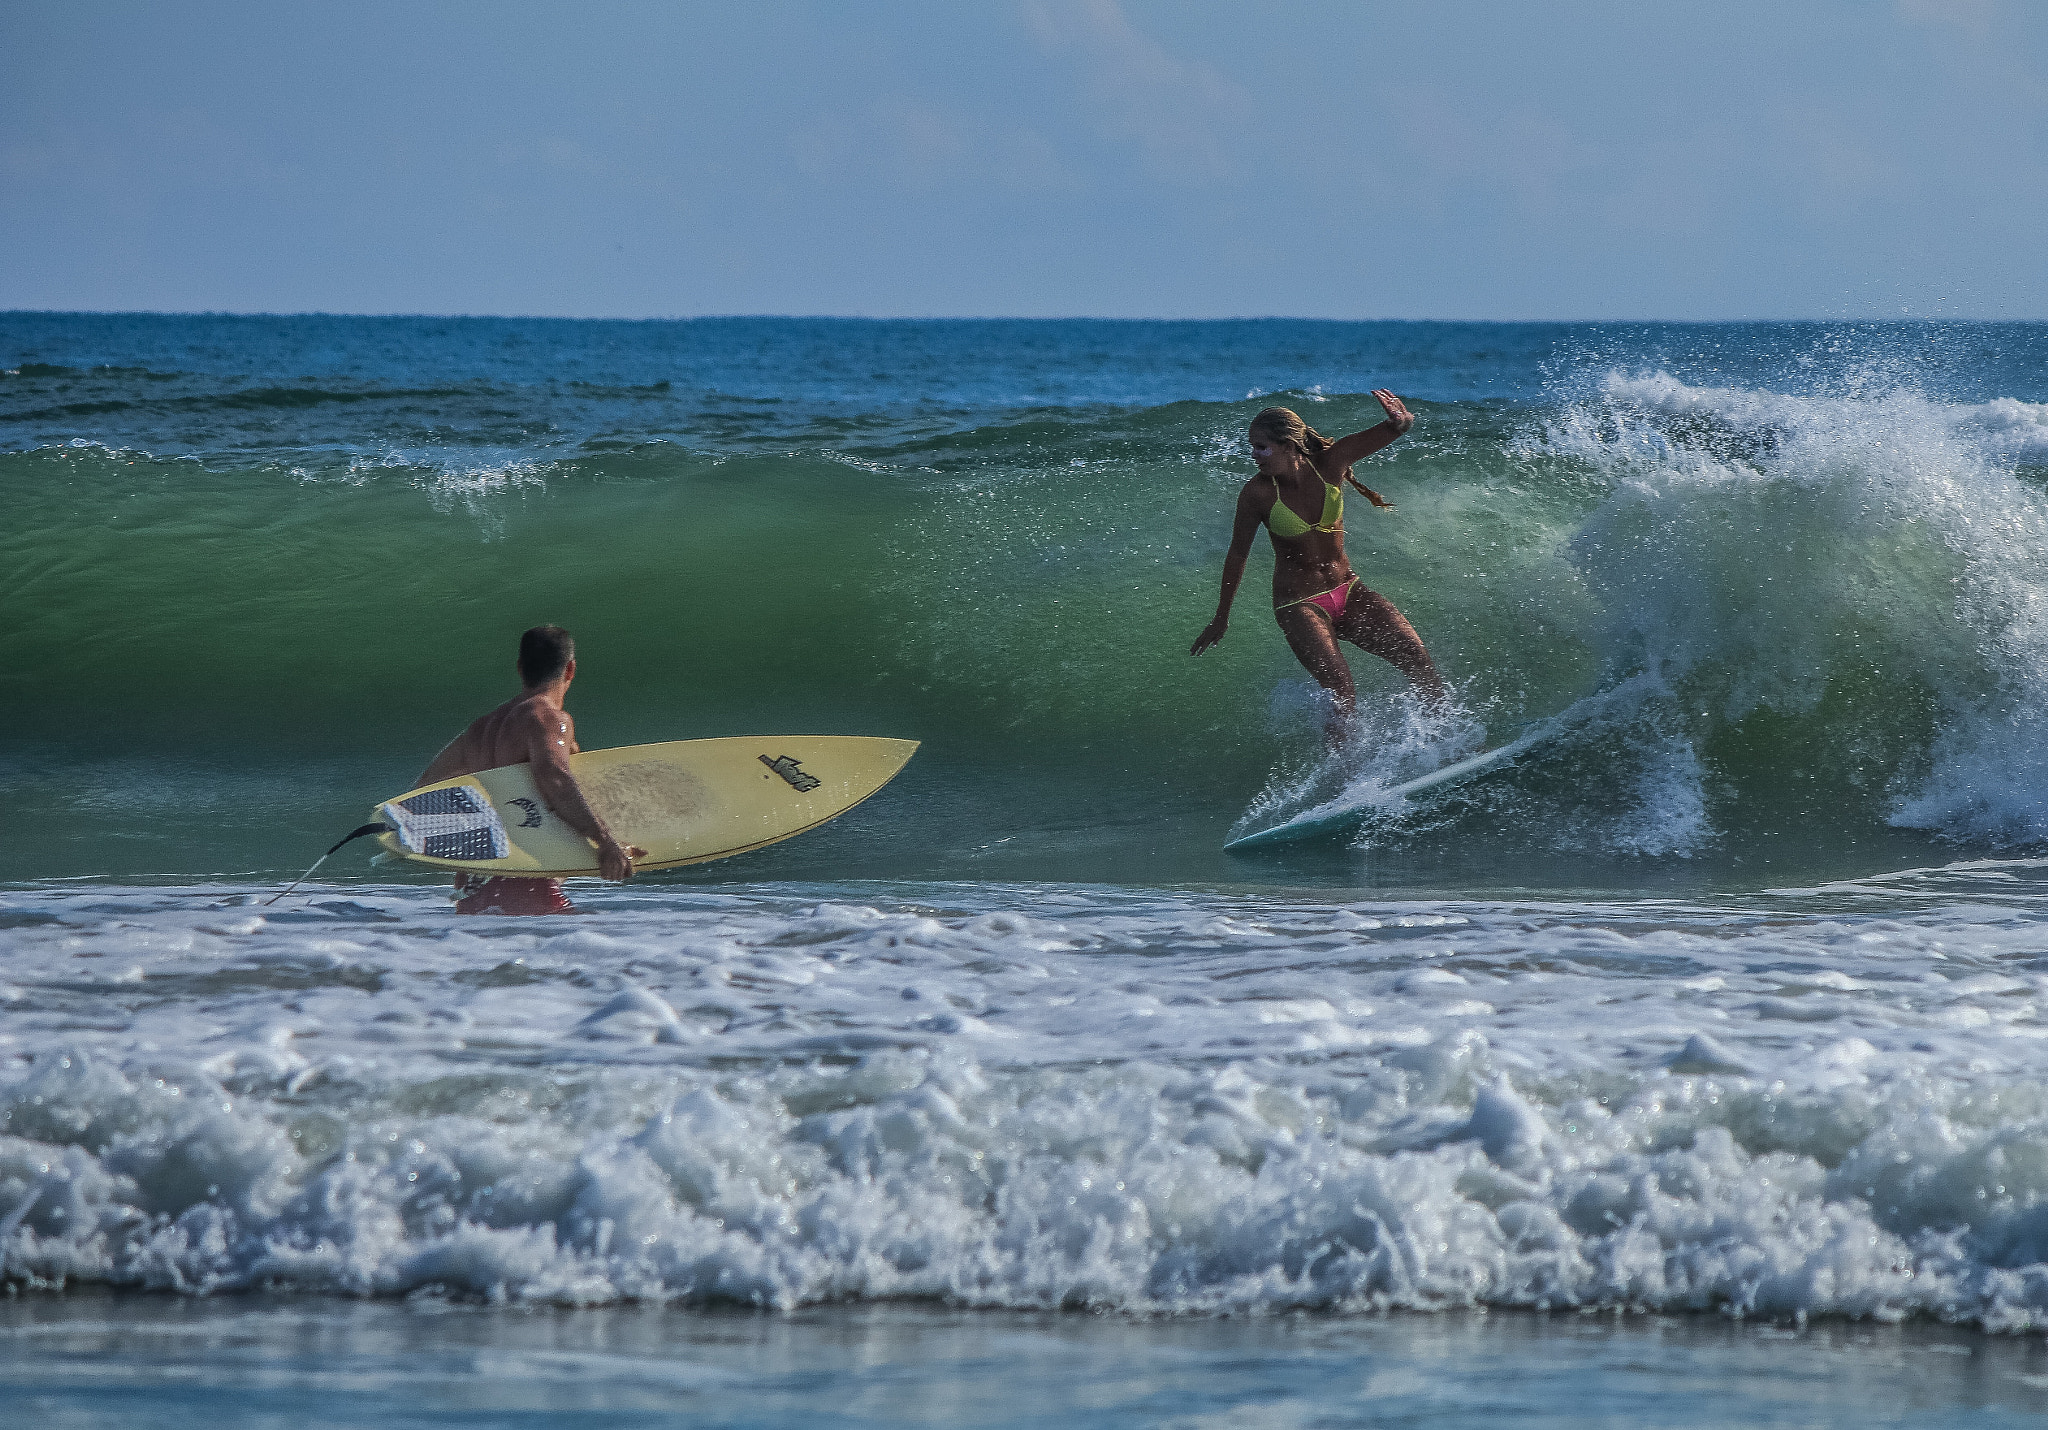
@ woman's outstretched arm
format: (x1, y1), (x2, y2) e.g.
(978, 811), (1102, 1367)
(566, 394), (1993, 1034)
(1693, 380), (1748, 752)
(1191, 485), (1267, 655)
(1324, 389), (1416, 477)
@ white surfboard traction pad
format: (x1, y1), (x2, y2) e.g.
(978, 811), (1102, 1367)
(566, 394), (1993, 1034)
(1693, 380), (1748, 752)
(381, 786), (509, 862)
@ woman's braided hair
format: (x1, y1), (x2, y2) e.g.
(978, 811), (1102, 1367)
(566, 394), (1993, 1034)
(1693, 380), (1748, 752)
(1249, 405), (1392, 510)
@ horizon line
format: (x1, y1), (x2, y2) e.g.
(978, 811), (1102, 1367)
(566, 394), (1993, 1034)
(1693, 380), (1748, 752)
(0, 309), (2028, 325)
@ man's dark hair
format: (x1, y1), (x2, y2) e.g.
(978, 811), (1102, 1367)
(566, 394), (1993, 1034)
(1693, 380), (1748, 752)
(518, 625), (575, 687)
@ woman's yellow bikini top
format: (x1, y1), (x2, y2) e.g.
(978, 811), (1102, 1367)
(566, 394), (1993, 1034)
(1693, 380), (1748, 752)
(1264, 475), (1343, 538)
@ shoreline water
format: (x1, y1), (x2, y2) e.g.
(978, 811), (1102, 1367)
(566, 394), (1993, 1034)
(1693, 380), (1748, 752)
(5, 1290), (2046, 1427)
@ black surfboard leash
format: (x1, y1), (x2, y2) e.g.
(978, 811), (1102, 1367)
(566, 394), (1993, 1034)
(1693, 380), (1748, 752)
(264, 822), (393, 906)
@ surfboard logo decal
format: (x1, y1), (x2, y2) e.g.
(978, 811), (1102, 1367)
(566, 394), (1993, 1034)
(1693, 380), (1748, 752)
(507, 797), (544, 828)
(759, 754), (822, 792)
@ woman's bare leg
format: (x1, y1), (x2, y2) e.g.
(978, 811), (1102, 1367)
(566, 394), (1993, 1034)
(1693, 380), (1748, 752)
(1336, 588), (1448, 706)
(1276, 605), (1357, 745)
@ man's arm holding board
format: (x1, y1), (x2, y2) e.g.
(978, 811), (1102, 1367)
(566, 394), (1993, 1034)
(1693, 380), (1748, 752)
(518, 705), (645, 881)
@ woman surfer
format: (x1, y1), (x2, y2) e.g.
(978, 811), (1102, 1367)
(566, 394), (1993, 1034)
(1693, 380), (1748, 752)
(1190, 393), (1446, 741)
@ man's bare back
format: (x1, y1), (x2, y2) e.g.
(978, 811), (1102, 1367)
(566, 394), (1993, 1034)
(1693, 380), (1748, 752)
(420, 626), (644, 907)
(419, 690), (581, 790)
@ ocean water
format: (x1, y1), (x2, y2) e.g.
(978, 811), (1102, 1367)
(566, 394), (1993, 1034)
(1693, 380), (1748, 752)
(8, 314), (2048, 1422)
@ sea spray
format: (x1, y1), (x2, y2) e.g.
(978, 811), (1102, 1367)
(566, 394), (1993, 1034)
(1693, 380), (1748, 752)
(1532, 371), (2048, 850)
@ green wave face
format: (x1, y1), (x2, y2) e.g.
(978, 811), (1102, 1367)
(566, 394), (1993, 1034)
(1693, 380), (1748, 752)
(10, 349), (2048, 889)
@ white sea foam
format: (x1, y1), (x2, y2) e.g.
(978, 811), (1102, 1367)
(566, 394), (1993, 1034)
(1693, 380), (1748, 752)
(309, 450), (553, 535)
(1233, 687), (1487, 838)
(1598, 373), (2048, 466)
(7, 874), (2048, 1328)
(1235, 366), (2048, 857)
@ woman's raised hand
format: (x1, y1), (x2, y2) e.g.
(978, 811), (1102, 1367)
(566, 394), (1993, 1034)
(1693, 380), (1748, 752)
(1373, 389), (1415, 435)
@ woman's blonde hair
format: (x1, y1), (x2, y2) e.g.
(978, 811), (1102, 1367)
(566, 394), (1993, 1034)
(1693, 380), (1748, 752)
(1249, 406), (1392, 510)
(1249, 406), (1332, 458)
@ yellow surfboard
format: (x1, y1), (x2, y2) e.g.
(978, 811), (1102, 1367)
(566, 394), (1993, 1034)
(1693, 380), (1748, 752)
(372, 736), (918, 876)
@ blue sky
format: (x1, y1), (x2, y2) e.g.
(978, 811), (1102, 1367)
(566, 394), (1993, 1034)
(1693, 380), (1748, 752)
(4, 1), (2044, 318)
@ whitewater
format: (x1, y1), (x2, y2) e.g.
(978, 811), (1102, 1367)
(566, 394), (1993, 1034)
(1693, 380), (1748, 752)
(10, 319), (2048, 1421)
(10, 863), (2048, 1332)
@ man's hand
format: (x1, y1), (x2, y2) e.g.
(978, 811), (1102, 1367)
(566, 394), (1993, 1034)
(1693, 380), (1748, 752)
(1373, 389), (1415, 435)
(1191, 618), (1228, 656)
(596, 835), (647, 882)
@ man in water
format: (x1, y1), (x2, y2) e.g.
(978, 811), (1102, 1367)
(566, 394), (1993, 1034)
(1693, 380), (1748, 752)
(416, 624), (644, 914)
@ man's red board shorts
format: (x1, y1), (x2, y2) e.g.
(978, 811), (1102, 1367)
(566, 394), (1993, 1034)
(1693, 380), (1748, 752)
(452, 874), (574, 915)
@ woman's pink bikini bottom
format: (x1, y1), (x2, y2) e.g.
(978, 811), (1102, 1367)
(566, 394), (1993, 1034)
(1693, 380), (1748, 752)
(1277, 576), (1359, 620)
